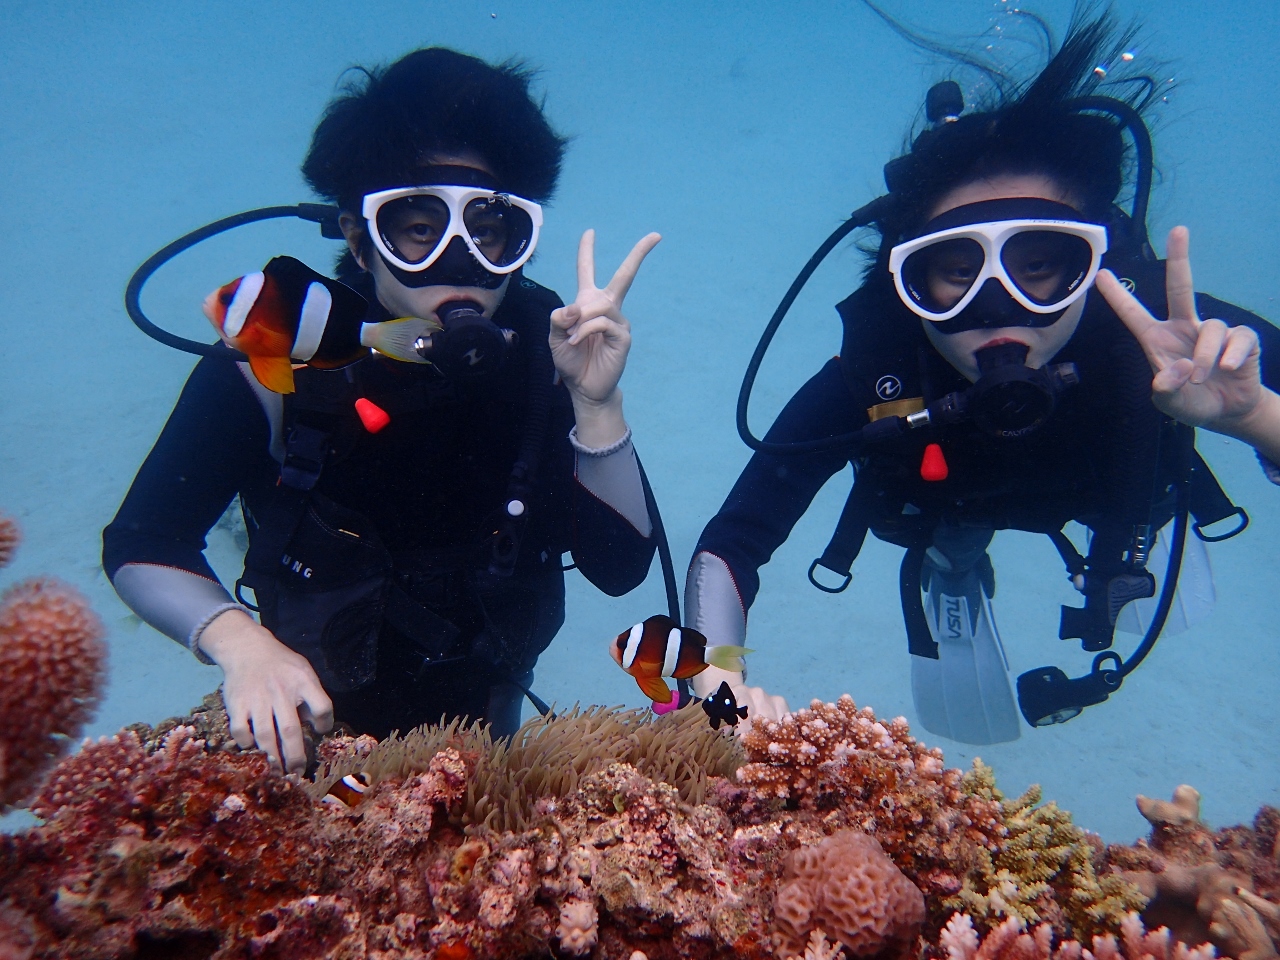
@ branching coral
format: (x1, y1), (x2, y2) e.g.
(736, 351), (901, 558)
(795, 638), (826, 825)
(774, 829), (925, 958)
(933, 912), (1215, 960)
(948, 767), (1145, 940)
(736, 695), (1005, 909)
(0, 575), (106, 810)
(0, 514), (19, 569)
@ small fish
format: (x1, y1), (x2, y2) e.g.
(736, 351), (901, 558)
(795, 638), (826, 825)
(321, 772), (372, 808)
(203, 255), (440, 394)
(701, 681), (749, 730)
(610, 614), (751, 705)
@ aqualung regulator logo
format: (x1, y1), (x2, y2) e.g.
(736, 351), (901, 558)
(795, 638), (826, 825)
(876, 375), (903, 401)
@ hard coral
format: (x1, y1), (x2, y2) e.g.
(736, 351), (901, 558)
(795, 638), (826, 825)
(0, 514), (19, 569)
(934, 912), (1215, 960)
(0, 576), (105, 809)
(737, 696), (1005, 910)
(774, 829), (925, 959)
(556, 899), (599, 956)
(1100, 787), (1280, 960)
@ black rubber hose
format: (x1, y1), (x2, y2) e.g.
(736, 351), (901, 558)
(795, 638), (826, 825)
(124, 204), (340, 358)
(736, 196), (892, 455)
(1068, 95), (1154, 247)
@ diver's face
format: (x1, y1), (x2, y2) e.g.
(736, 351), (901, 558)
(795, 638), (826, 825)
(339, 150), (510, 323)
(922, 173), (1087, 382)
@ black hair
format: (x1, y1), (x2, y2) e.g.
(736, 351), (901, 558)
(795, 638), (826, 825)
(868, 4), (1164, 268)
(302, 47), (568, 285)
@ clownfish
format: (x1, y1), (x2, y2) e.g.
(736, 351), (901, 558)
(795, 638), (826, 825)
(203, 255), (440, 394)
(321, 772), (372, 809)
(610, 615), (751, 705)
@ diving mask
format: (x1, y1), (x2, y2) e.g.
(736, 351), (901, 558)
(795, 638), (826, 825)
(889, 198), (1107, 333)
(362, 183), (542, 278)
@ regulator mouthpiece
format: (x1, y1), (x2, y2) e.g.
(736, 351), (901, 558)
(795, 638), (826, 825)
(968, 342), (1078, 438)
(414, 300), (518, 379)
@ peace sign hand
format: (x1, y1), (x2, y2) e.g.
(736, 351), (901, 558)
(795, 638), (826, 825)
(1096, 226), (1262, 432)
(550, 230), (661, 410)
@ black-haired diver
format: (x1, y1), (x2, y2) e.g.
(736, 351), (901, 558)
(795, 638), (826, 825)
(684, 12), (1280, 745)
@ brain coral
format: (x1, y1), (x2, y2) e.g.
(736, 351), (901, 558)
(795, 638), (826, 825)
(774, 828), (926, 959)
(0, 576), (106, 809)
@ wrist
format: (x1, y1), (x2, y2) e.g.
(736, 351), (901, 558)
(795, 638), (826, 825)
(196, 607), (261, 665)
(570, 389), (626, 448)
(1217, 389), (1280, 461)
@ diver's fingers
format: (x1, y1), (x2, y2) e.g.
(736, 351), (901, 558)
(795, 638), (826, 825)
(550, 302), (583, 334)
(227, 701), (257, 751)
(567, 315), (628, 347)
(1190, 318), (1228, 384)
(275, 708), (308, 775)
(1165, 226), (1199, 322)
(605, 233), (662, 303)
(1152, 357), (1194, 397)
(250, 706), (284, 772)
(1221, 324), (1260, 372)
(575, 229), (597, 293)
(1097, 269), (1160, 348)
(299, 684), (334, 735)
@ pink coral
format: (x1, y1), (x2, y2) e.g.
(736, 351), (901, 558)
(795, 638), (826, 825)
(934, 912), (1216, 960)
(556, 899), (599, 956)
(0, 576), (105, 809)
(0, 514), (19, 569)
(774, 829), (926, 958)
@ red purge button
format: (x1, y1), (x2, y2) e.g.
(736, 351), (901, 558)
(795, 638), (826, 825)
(354, 398), (391, 434)
(920, 443), (948, 482)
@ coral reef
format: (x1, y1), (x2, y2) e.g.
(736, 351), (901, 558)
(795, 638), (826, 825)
(0, 532), (106, 810)
(0, 513), (19, 569)
(948, 767), (1146, 940)
(773, 829), (925, 958)
(1, 691), (1272, 960)
(932, 911), (1216, 960)
(1100, 786), (1280, 960)
(123, 689), (242, 755)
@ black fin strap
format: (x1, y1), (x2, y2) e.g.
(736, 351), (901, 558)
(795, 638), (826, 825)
(899, 546), (938, 659)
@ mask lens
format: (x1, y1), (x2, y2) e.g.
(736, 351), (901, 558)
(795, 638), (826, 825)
(1000, 229), (1094, 306)
(376, 194), (452, 266)
(463, 196), (535, 268)
(901, 237), (985, 315)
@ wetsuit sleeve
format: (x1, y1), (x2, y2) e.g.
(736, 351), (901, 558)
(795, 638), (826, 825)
(102, 357), (272, 655)
(690, 357), (863, 638)
(1196, 294), (1280, 484)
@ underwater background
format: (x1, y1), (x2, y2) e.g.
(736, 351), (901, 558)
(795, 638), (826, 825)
(0, 0), (1275, 844)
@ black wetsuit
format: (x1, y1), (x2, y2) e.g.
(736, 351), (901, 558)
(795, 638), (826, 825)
(104, 277), (655, 738)
(696, 261), (1279, 621)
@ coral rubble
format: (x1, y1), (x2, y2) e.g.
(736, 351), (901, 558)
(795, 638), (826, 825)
(0, 515), (106, 811)
(0, 689), (1273, 960)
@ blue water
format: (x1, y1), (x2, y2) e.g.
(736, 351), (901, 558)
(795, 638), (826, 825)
(1, 0), (1276, 842)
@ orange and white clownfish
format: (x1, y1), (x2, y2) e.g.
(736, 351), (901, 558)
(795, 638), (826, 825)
(202, 255), (440, 394)
(321, 772), (372, 809)
(610, 614), (751, 705)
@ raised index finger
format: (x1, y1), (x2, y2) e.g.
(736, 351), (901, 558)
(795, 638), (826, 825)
(576, 229), (597, 293)
(605, 232), (662, 304)
(1164, 226), (1199, 323)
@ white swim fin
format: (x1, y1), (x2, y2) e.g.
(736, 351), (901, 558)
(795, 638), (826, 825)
(1115, 522), (1215, 637)
(911, 553), (1022, 745)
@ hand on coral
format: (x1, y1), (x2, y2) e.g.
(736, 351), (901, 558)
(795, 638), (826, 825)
(691, 664), (789, 730)
(198, 609), (333, 774)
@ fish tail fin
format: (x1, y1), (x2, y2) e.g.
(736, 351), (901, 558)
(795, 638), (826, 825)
(705, 645), (752, 673)
(247, 354), (296, 394)
(362, 317), (442, 363)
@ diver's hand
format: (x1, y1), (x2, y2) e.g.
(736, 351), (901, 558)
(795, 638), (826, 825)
(551, 229), (661, 447)
(692, 665), (790, 732)
(1097, 226), (1268, 438)
(198, 608), (333, 774)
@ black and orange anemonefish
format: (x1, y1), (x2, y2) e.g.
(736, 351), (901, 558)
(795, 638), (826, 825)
(610, 614), (751, 706)
(321, 772), (372, 809)
(203, 255), (440, 394)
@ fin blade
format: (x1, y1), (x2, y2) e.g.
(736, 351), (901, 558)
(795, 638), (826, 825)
(705, 644), (752, 673)
(247, 354), (296, 394)
(636, 674), (673, 704)
(362, 317), (441, 363)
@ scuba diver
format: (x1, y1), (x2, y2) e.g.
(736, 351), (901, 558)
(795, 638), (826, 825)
(683, 13), (1280, 745)
(103, 48), (662, 772)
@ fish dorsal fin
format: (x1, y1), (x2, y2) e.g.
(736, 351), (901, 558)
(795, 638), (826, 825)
(247, 354), (297, 394)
